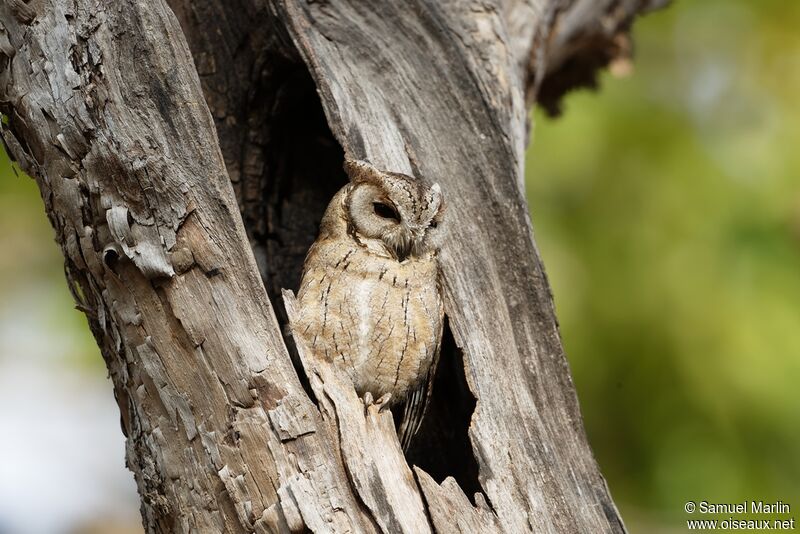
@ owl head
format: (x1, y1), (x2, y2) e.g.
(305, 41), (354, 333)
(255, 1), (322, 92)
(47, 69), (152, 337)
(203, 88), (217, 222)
(343, 159), (445, 262)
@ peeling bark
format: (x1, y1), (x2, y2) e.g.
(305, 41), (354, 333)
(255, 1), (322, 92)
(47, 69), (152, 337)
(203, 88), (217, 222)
(0, 0), (664, 532)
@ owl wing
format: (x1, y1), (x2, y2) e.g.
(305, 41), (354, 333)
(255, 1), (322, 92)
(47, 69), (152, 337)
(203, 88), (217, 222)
(397, 320), (443, 451)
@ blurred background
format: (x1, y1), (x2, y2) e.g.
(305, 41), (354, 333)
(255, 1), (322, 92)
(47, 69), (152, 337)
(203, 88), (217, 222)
(1, 1), (798, 532)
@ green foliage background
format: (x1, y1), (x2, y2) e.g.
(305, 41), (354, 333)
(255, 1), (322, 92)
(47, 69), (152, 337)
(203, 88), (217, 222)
(0, 1), (797, 531)
(525, 0), (800, 530)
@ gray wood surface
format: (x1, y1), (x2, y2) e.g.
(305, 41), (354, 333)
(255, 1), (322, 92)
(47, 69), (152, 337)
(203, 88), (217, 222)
(0, 0), (664, 532)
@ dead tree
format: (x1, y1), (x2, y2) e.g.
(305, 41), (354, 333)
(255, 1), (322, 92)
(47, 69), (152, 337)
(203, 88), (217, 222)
(0, 0), (665, 532)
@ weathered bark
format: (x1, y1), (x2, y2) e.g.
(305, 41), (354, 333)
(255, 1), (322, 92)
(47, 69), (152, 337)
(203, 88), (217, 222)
(0, 0), (664, 533)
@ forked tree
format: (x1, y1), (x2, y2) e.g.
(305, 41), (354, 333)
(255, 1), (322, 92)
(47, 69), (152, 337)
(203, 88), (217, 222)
(0, 1), (665, 532)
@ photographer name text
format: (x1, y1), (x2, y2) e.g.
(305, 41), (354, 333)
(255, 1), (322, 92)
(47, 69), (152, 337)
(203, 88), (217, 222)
(697, 501), (791, 515)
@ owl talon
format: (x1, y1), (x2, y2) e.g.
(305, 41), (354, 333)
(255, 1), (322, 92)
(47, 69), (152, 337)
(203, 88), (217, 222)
(375, 393), (392, 411)
(362, 392), (392, 415)
(363, 392), (374, 416)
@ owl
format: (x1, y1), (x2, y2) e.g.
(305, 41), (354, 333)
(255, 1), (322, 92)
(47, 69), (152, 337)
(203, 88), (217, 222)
(292, 159), (445, 449)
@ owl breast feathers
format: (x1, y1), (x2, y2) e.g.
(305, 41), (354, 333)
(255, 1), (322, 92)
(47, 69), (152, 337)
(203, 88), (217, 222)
(292, 160), (445, 447)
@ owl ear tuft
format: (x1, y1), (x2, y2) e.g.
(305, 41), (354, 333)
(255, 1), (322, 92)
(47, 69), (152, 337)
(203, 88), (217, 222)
(344, 159), (383, 184)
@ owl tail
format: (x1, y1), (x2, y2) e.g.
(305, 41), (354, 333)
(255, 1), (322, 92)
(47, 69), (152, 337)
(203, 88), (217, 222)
(398, 384), (427, 451)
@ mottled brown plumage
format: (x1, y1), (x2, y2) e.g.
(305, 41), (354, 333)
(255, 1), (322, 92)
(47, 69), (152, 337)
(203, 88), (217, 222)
(293, 160), (445, 448)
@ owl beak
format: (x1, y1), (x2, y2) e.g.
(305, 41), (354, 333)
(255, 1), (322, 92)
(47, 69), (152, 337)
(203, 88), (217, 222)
(393, 242), (412, 262)
(387, 226), (425, 262)
(389, 227), (418, 262)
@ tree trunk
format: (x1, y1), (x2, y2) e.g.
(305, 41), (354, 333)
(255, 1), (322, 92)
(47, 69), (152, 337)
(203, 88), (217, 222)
(0, 0), (664, 532)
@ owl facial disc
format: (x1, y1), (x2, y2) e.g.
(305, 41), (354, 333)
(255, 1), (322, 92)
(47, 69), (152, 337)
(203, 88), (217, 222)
(344, 159), (445, 262)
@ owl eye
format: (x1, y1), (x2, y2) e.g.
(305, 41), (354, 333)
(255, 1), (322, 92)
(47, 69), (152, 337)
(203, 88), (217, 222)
(429, 221), (438, 229)
(373, 202), (399, 221)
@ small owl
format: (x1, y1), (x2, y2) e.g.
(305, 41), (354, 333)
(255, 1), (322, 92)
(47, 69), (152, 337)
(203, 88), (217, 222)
(293, 159), (445, 448)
